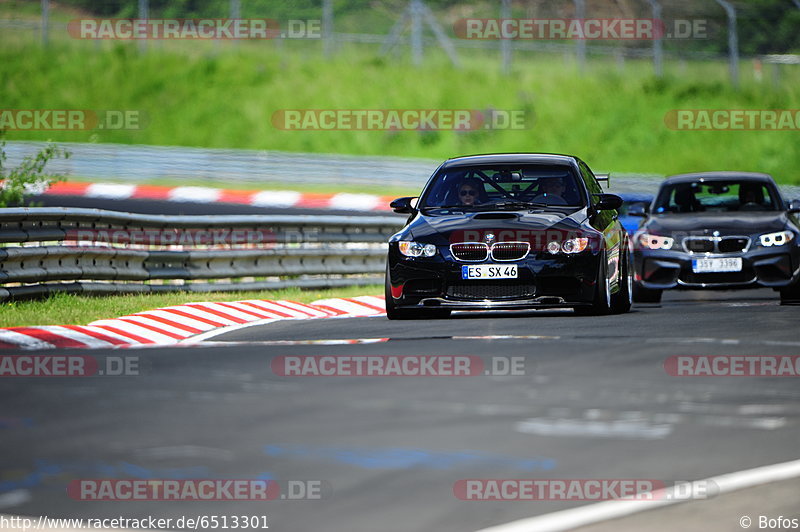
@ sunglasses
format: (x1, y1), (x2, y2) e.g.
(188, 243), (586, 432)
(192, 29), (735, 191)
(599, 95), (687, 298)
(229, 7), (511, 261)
(460, 189), (477, 197)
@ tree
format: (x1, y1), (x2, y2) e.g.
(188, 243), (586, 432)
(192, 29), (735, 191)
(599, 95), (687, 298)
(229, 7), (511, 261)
(0, 136), (71, 208)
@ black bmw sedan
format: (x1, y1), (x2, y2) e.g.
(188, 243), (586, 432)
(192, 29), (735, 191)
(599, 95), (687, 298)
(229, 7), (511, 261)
(630, 172), (800, 304)
(384, 153), (633, 319)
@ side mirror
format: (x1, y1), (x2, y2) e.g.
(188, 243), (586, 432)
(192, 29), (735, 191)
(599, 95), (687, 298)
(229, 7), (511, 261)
(594, 193), (623, 211)
(788, 199), (800, 214)
(628, 203), (648, 217)
(390, 197), (418, 214)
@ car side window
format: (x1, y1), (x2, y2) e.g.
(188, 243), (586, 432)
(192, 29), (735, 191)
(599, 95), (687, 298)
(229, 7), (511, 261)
(578, 161), (602, 203)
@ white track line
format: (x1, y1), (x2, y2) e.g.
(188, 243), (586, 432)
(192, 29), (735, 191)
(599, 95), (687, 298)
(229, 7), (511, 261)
(329, 193), (381, 211)
(44, 326), (117, 349)
(0, 490), (31, 510)
(275, 300), (334, 317)
(475, 458), (800, 532)
(181, 318), (282, 343)
(135, 310), (217, 331)
(167, 186), (221, 203)
(250, 190), (301, 208)
(88, 319), (179, 344)
(85, 182), (136, 199)
(0, 330), (55, 350)
(312, 298), (384, 315)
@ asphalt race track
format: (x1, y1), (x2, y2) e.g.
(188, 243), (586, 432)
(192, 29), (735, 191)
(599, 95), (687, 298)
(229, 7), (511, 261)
(2, 289), (799, 531)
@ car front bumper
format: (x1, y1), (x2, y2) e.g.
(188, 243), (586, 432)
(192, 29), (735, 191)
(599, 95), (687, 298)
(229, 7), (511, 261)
(633, 246), (800, 290)
(387, 248), (604, 310)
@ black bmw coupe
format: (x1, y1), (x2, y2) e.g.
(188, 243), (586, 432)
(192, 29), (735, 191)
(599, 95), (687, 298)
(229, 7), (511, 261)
(385, 153), (633, 319)
(630, 172), (800, 304)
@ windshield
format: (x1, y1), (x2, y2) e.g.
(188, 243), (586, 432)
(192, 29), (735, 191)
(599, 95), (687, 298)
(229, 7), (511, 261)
(653, 180), (780, 213)
(419, 164), (585, 209)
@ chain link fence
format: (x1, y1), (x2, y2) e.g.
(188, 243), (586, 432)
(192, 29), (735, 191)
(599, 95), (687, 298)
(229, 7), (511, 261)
(3, 0), (799, 87)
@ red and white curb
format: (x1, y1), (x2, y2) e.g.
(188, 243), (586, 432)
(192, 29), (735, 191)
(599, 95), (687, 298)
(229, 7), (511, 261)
(0, 296), (386, 350)
(42, 181), (394, 212)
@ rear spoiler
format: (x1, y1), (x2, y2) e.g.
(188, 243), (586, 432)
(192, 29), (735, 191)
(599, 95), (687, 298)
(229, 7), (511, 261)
(596, 173), (611, 187)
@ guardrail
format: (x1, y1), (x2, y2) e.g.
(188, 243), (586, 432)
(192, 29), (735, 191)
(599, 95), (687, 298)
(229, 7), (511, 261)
(9, 141), (800, 199)
(3, 141), (441, 189)
(0, 208), (403, 300)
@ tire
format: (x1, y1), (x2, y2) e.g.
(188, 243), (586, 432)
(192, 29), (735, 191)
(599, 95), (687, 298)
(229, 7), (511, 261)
(632, 282), (662, 304)
(780, 279), (800, 305)
(574, 253), (611, 316)
(610, 247), (633, 314)
(385, 296), (413, 320)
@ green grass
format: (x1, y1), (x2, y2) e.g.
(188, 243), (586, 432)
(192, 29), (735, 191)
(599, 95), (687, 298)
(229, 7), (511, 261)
(0, 285), (383, 328)
(2, 38), (798, 184)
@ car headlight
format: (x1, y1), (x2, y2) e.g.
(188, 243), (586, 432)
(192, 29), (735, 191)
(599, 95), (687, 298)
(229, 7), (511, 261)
(637, 233), (674, 250)
(759, 230), (795, 247)
(546, 238), (589, 255)
(398, 241), (437, 257)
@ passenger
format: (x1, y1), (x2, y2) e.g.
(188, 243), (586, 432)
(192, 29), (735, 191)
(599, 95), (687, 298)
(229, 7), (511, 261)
(457, 179), (484, 206)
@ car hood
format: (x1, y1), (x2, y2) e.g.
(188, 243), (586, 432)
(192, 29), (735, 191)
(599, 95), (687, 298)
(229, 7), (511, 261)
(404, 208), (589, 243)
(643, 211), (790, 236)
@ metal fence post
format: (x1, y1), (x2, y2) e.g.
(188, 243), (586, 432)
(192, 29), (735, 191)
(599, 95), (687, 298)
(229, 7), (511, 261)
(411, 0), (423, 65)
(574, 0), (586, 73)
(41, 0), (49, 46)
(645, 0), (663, 77)
(229, 0), (240, 48)
(501, 0), (511, 74)
(323, 0), (334, 57)
(714, 0), (739, 89)
(138, 0), (149, 52)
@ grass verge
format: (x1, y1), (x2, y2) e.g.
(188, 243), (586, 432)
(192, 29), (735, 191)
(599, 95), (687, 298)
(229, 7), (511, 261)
(0, 285), (383, 328)
(2, 39), (799, 184)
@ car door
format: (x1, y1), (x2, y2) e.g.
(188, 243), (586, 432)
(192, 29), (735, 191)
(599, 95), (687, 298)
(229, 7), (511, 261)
(578, 160), (624, 289)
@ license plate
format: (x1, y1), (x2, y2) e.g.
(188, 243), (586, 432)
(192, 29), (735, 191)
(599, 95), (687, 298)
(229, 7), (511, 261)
(692, 257), (742, 273)
(461, 264), (518, 279)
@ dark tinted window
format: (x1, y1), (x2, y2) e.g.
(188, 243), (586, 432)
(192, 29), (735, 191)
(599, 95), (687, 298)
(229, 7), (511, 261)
(420, 164), (584, 209)
(578, 161), (603, 198)
(653, 181), (779, 213)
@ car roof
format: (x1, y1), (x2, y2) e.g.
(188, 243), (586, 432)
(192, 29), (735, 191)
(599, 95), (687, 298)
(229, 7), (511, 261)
(662, 172), (775, 185)
(441, 153), (578, 168)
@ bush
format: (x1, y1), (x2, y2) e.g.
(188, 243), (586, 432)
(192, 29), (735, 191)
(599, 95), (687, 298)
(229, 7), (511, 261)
(0, 136), (71, 208)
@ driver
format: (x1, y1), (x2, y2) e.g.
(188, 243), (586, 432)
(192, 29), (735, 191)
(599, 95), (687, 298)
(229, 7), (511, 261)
(532, 177), (568, 205)
(739, 183), (765, 210)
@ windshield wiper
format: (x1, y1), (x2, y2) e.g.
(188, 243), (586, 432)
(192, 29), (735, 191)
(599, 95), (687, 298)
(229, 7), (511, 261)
(423, 205), (478, 211)
(479, 201), (551, 210)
